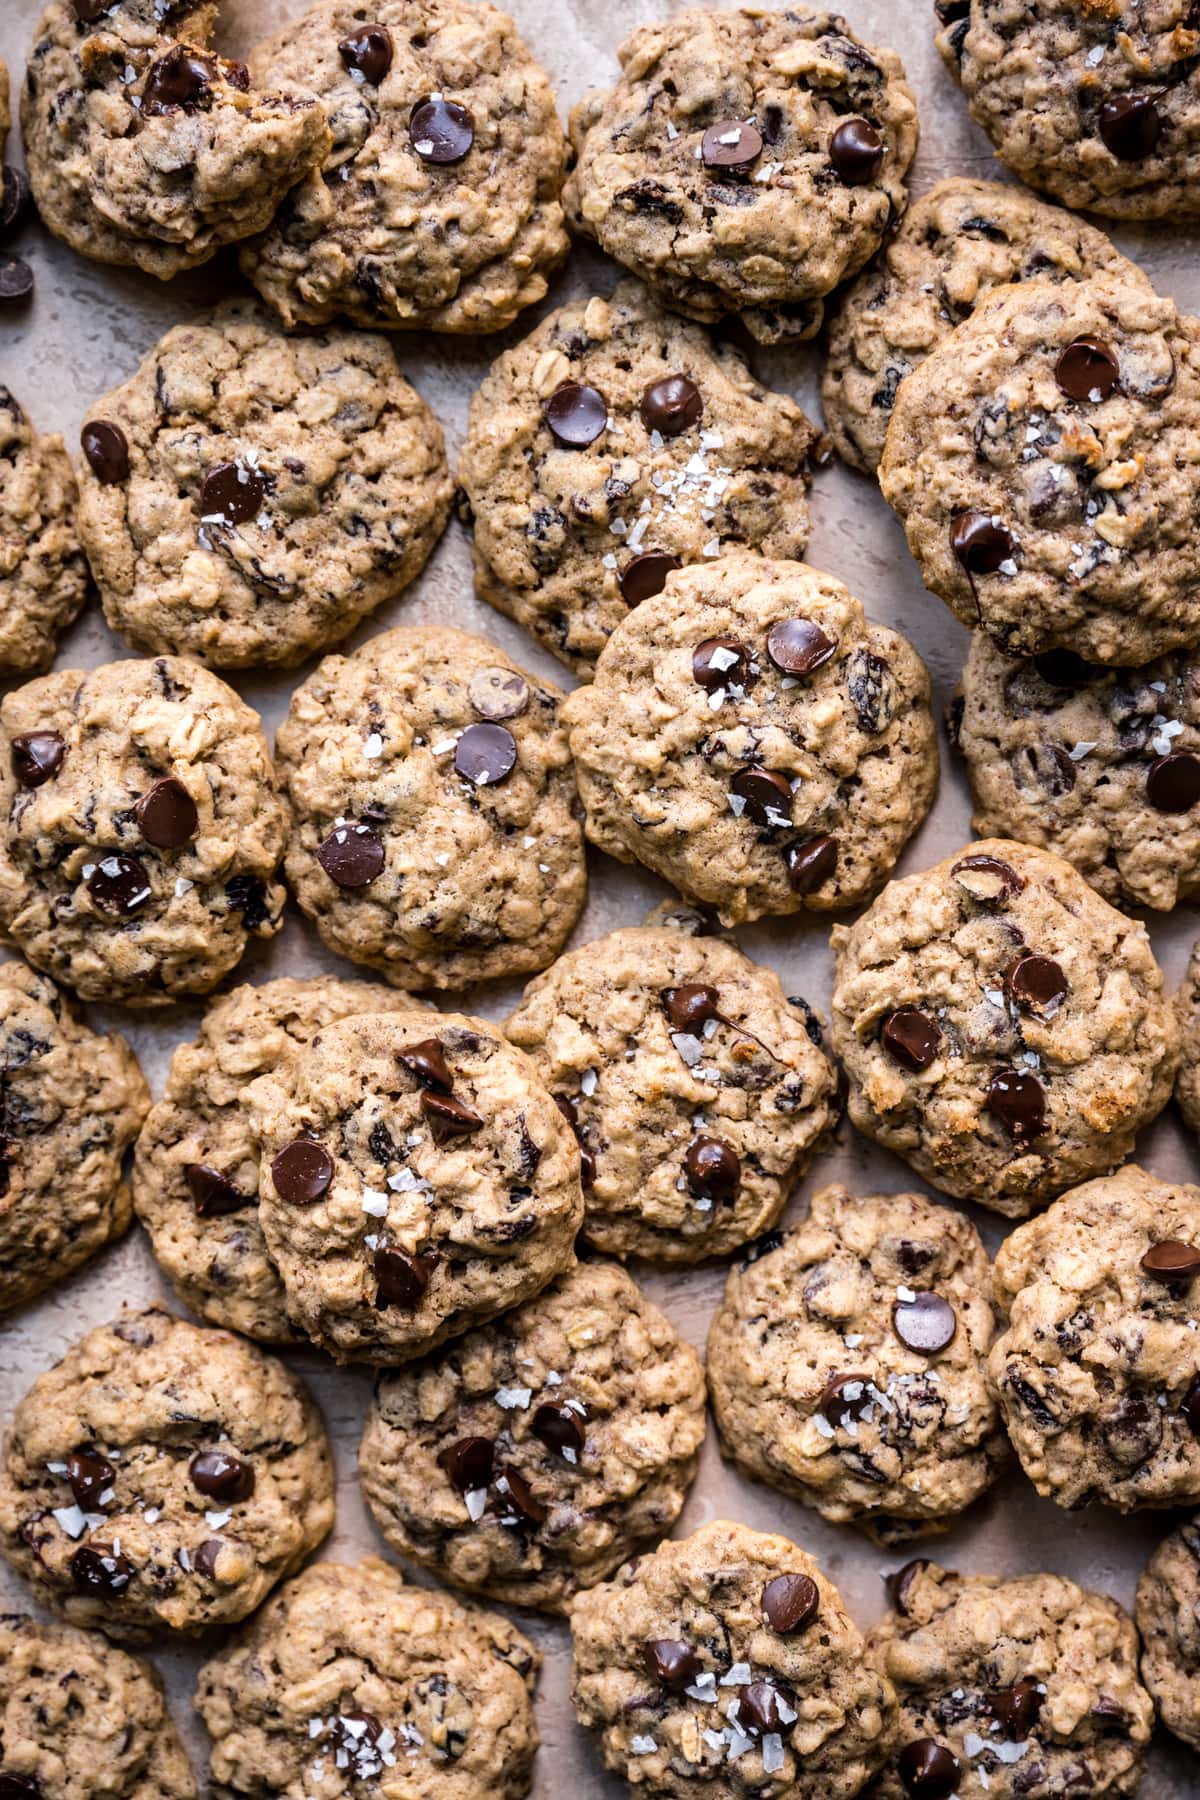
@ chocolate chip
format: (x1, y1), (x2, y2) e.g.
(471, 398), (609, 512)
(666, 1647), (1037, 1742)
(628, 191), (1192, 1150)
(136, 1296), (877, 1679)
(762, 1572), (819, 1634)
(81, 420), (130, 485)
(988, 1678), (1043, 1740)
(399, 1038), (454, 1093)
(620, 552), (681, 605)
(951, 510), (1015, 576)
(785, 834), (838, 895)
(142, 47), (216, 114)
(270, 1139), (334, 1205)
(1098, 92), (1163, 162)
(1141, 1239), (1200, 1282)
(881, 1009), (942, 1072)
(0, 1774), (41, 1798)
(531, 1401), (587, 1458)
(317, 823), (385, 889)
(893, 1291), (957, 1355)
(738, 1681), (793, 1736)
(553, 1093), (596, 1189)
(693, 636), (750, 690)
(766, 617), (836, 676)
(1055, 336), (1120, 402)
(984, 1068), (1047, 1142)
(1007, 954), (1069, 1019)
(338, 24), (394, 85)
(73, 0), (109, 18)
(135, 777), (197, 849)
(732, 766), (793, 828)
(420, 1090), (484, 1145)
(374, 1245), (437, 1309)
(185, 1163), (250, 1217)
(952, 854), (1025, 904)
(683, 1135), (740, 1201)
(1147, 750), (1200, 813)
(640, 375), (703, 437)
(1, 165), (31, 236)
(193, 1539), (225, 1580)
(885, 1558), (930, 1616)
(11, 731), (64, 788)
(70, 1543), (133, 1597)
(1034, 649), (1098, 689)
(438, 1435), (494, 1493)
(467, 667), (529, 721)
(702, 119), (763, 172)
(0, 260), (33, 305)
(819, 1371), (874, 1427)
(829, 117), (884, 184)
(410, 95), (475, 163)
(87, 854), (152, 917)
(454, 721), (517, 786)
(189, 1449), (254, 1503)
(1182, 1375), (1200, 1435)
(544, 383), (607, 448)
(661, 983), (721, 1033)
(643, 1639), (701, 1690)
(199, 461), (267, 526)
(897, 1739), (961, 1797)
(496, 1468), (547, 1525)
(66, 1449), (114, 1509)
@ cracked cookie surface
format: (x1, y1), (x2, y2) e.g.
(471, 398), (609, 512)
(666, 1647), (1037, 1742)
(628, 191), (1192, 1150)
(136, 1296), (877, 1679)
(0, 385), (90, 676)
(1136, 1515), (1200, 1752)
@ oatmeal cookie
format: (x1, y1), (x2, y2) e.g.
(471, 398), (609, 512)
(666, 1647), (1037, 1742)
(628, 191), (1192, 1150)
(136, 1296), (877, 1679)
(0, 385), (90, 676)
(1136, 1516), (1200, 1752)
(1175, 935), (1200, 1134)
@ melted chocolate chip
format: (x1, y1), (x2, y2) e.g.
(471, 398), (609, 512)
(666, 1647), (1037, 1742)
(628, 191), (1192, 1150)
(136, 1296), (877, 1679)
(0, 259), (33, 306)
(531, 1401), (587, 1458)
(819, 1371), (874, 1427)
(185, 1163), (250, 1217)
(497, 1468), (547, 1525)
(1182, 1375), (1200, 1435)
(420, 1089), (484, 1145)
(892, 1291), (957, 1355)
(984, 1068), (1047, 1142)
(0, 1774), (41, 1798)
(897, 1739), (961, 1798)
(785, 834), (838, 895)
(951, 510), (1015, 576)
(683, 1135), (740, 1201)
(1098, 92), (1163, 162)
(70, 1543), (133, 1597)
(1007, 953), (1069, 1018)
(1034, 649), (1098, 689)
(410, 96), (475, 163)
(141, 47), (216, 115)
(640, 375), (703, 437)
(11, 731), (64, 788)
(467, 667), (529, 721)
(87, 854), (152, 917)
(438, 1436), (494, 1493)
(135, 777), (197, 849)
(693, 636), (750, 690)
(193, 1539), (225, 1580)
(455, 722), (517, 787)
(620, 551), (680, 606)
(739, 1681), (793, 1736)
(553, 1094), (596, 1189)
(829, 117), (884, 184)
(702, 118), (763, 172)
(1055, 336), (1120, 402)
(662, 983), (721, 1033)
(988, 1678), (1043, 1740)
(731, 765), (793, 827)
(399, 1038), (455, 1093)
(317, 823), (385, 889)
(73, 0), (110, 20)
(80, 420), (129, 485)
(66, 1449), (114, 1509)
(952, 854), (1024, 904)
(643, 1639), (701, 1690)
(544, 383), (607, 448)
(766, 616), (836, 676)
(881, 1009), (942, 1072)
(200, 461), (267, 526)
(270, 1139), (334, 1205)
(1147, 751), (1200, 813)
(189, 1449), (254, 1503)
(374, 1246), (437, 1309)
(885, 1558), (930, 1616)
(338, 24), (394, 85)
(1141, 1239), (1200, 1282)
(761, 1572), (819, 1634)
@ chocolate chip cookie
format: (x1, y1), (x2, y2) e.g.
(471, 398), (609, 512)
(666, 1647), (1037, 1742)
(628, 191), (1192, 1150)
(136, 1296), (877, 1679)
(821, 177), (1143, 476)
(458, 281), (820, 678)
(247, 1009), (583, 1364)
(21, 0), (329, 279)
(194, 1558), (540, 1800)
(569, 1519), (896, 1798)
(277, 625), (586, 990)
(1175, 936), (1200, 1135)
(564, 7), (918, 345)
(0, 1306), (335, 1642)
(360, 1258), (706, 1612)
(1136, 1517), (1200, 1751)
(707, 1184), (1006, 1545)
(831, 839), (1178, 1216)
(936, 0), (1200, 221)
(0, 1613), (197, 1799)
(133, 976), (422, 1344)
(989, 1165), (1200, 1511)
(0, 385), (90, 676)
(505, 923), (837, 1263)
(0, 959), (148, 1316)
(76, 301), (452, 670)
(0, 657), (286, 1007)
(880, 272), (1200, 666)
(563, 554), (938, 924)
(867, 1558), (1154, 1798)
(241, 0), (568, 335)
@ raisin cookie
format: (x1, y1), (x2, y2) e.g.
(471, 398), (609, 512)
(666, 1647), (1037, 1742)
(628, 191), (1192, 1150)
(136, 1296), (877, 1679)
(277, 625), (586, 990)
(830, 839), (1178, 1216)
(0, 959), (148, 1315)
(360, 1259), (706, 1612)
(1136, 1517), (1200, 1751)
(564, 554), (938, 924)
(1175, 935), (1200, 1135)
(194, 1558), (539, 1800)
(821, 177), (1142, 476)
(505, 923), (837, 1263)
(707, 1184), (1006, 1545)
(0, 1613), (197, 1799)
(76, 301), (452, 670)
(936, 0), (1200, 221)
(241, 0), (567, 335)
(569, 1519), (896, 1799)
(458, 281), (820, 678)
(0, 385), (90, 676)
(0, 657), (286, 1007)
(247, 1009), (583, 1364)
(133, 976), (421, 1344)
(880, 272), (1200, 666)
(867, 1558), (1153, 1799)
(21, 0), (329, 279)
(0, 1307), (335, 1642)
(565, 7), (918, 345)
(988, 1164), (1200, 1511)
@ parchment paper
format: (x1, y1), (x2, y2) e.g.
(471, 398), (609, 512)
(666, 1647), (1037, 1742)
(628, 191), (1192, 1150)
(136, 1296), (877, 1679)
(0, 2), (1197, 1790)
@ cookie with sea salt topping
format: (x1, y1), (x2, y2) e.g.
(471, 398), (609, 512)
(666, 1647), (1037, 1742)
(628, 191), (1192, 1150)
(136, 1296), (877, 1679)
(0, 384), (90, 675)
(1136, 1514), (1200, 1751)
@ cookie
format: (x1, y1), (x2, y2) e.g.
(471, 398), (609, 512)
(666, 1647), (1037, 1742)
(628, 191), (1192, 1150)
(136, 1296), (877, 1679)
(564, 7), (918, 345)
(0, 1306), (335, 1641)
(21, 0), (329, 279)
(458, 281), (820, 678)
(880, 272), (1200, 666)
(76, 301), (452, 670)
(0, 959), (148, 1316)
(989, 1164), (1200, 1511)
(867, 1558), (1153, 1799)
(276, 625), (586, 990)
(937, 0), (1200, 221)
(0, 385), (90, 676)
(505, 923), (837, 1263)
(0, 656), (286, 1007)
(569, 1519), (896, 1798)
(247, 1009), (583, 1364)
(1136, 1517), (1200, 1752)
(1175, 936), (1200, 1135)
(707, 1183), (1006, 1545)
(830, 838), (1178, 1216)
(563, 553), (938, 924)
(133, 976), (422, 1344)
(0, 1613), (197, 1799)
(821, 177), (1141, 476)
(194, 1558), (539, 1800)
(241, 0), (567, 336)
(360, 1259), (706, 1612)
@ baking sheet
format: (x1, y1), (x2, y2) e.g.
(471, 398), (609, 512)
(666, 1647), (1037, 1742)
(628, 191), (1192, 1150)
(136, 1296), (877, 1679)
(0, 0), (1197, 1790)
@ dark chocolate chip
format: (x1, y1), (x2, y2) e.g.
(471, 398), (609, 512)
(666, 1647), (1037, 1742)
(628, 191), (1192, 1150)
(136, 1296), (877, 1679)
(270, 1139), (334, 1205)
(1141, 1239), (1200, 1282)
(683, 1135), (740, 1201)
(952, 854), (1025, 903)
(87, 853), (152, 917)
(643, 1639), (701, 1690)
(881, 1009), (942, 1072)
(885, 1558), (930, 1616)
(0, 260), (33, 305)
(410, 95), (475, 163)
(438, 1435), (494, 1493)
(951, 509), (1015, 577)
(141, 47), (216, 115)
(1147, 750), (1200, 813)
(819, 1371), (874, 1427)
(193, 1539), (225, 1580)
(189, 1449), (254, 1504)
(1007, 954), (1069, 1019)
(531, 1401), (587, 1459)
(553, 1093), (596, 1189)
(0, 165), (31, 235)
(420, 1089), (484, 1145)
(987, 1678), (1043, 1740)
(731, 765), (793, 828)
(762, 1571), (819, 1634)
(984, 1068), (1047, 1142)
(897, 1739), (961, 1798)
(738, 1680), (793, 1736)
(785, 834), (838, 894)
(766, 616), (836, 676)
(620, 552), (681, 605)
(81, 420), (129, 485)
(199, 461), (267, 526)
(496, 1467), (547, 1525)
(135, 777), (197, 849)
(1182, 1375), (1200, 1435)
(467, 667), (529, 721)
(1098, 92), (1163, 162)
(662, 983), (721, 1034)
(11, 731), (64, 788)
(0, 1773), (42, 1798)
(455, 721), (517, 787)
(338, 24), (394, 85)
(692, 635), (750, 690)
(73, 0), (110, 18)
(544, 383), (607, 448)
(640, 375), (703, 437)
(829, 117), (884, 184)
(399, 1038), (455, 1093)
(66, 1449), (114, 1509)
(1055, 336), (1120, 402)
(892, 1291), (957, 1355)
(184, 1163), (249, 1218)
(317, 823), (385, 890)
(374, 1245), (437, 1309)
(70, 1543), (133, 1597)
(702, 119), (763, 172)
(1034, 649), (1098, 689)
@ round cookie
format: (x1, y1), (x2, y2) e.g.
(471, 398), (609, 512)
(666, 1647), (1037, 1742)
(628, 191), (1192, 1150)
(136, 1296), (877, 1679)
(21, 0), (329, 279)
(0, 385), (90, 675)
(1175, 936), (1200, 1136)
(247, 1008), (584, 1364)
(133, 976), (422, 1344)
(830, 838), (1178, 1216)
(569, 1519), (896, 1799)
(564, 7), (918, 345)
(867, 1559), (1153, 1799)
(276, 625), (586, 990)
(989, 1164), (1200, 1511)
(76, 301), (452, 670)
(194, 1558), (540, 1800)
(936, 0), (1200, 221)
(563, 554), (938, 924)
(821, 177), (1142, 476)
(880, 272), (1200, 666)
(241, 0), (568, 335)
(360, 1259), (706, 1612)
(0, 959), (148, 1316)
(1136, 1517), (1200, 1752)
(707, 1183), (1006, 1544)
(0, 657), (287, 1007)
(0, 1306), (335, 1641)
(505, 924), (837, 1263)
(0, 1613), (197, 1800)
